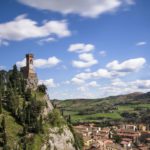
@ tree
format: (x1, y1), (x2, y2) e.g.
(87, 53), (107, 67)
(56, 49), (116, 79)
(2, 131), (7, 146)
(21, 101), (26, 124)
(34, 117), (42, 133)
(20, 76), (26, 95)
(25, 88), (32, 101)
(23, 124), (27, 136)
(68, 115), (71, 124)
(48, 109), (65, 127)
(112, 130), (121, 143)
(1, 116), (6, 131)
(0, 91), (2, 114)
(26, 104), (31, 125)
(6, 89), (19, 116)
(0, 71), (7, 96)
(113, 134), (121, 143)
(37, 84), (47, 94)
(12, 65), (18, 77)
(61, 109), (64, 116)
(39, 115), (43, 133)
(22, 137), (27, 150)
(9, 65), (18, 88)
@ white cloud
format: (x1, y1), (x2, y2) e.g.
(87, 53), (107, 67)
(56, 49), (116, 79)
(72, 58), (146, 82)
(92, 69), (111, 78)
(133, 80), (150, 89)
(71, 77), (85, 85)
(136, 41), (147, 46)
(75, 72), (93, 80)
(97, 79), (150, 98)
(72, 60), (97, 68)
(76, 81), (99, 94)
(111, 78), (127, 87)
(16, 56), (61, 68)
(63, 79), (150, 99)
(77, 86), (87, 92)
(35, 57), (61, 68)
(72, 53), (98, 68)
(106, 58), (146, 72)
(73, 69), (111, 81)
(79, 53), (94, 62)
(87, 81), (99, 87)
(38, 37), (56, 45)
(0, 14), (71, 42)
(99, 51), (107, 57)
(16, 58), (26, 68)
(39, 78), (58, 87)
(18, 0), (134, 18)
(68, 43), (95, 53)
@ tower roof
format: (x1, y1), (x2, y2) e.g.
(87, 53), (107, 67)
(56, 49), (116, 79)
(26, 53), (34, 58)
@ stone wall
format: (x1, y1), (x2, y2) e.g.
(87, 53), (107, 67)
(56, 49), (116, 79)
(26, 75), (38, 90)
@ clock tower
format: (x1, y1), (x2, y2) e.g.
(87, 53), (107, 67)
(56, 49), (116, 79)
(26, 54), (35, 78)
(21, 54), (38, 90)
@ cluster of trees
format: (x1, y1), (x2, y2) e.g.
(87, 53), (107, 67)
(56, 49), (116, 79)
(0, 65), (46, 149)
(77, 102), (116, 115)
(0, 117), (8, 149)
(120, 108), (150, 124)
(48, 109), (66, 127)
(37, 84), (47, 94)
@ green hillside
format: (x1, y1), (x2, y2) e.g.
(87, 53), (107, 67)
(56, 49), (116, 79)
(53, 92), (150, 124)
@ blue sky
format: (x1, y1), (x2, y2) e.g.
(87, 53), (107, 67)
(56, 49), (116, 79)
(0, 0), (150, 99)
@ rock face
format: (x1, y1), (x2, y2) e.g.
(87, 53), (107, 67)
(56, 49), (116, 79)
(42, 127), (76, 150)
(26, 76), (38, 90)
(42, 94), (54, 117)
(41, 95), (77, 150)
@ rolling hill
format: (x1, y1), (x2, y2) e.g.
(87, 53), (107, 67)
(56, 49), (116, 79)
(53, 92), (150, 124)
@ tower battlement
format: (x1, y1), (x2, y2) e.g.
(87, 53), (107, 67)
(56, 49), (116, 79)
(21, 54), (38, 90)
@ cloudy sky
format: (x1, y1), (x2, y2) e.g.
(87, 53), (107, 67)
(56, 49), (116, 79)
(0, 0), (150, 99)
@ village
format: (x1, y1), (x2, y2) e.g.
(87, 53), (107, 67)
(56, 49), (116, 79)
(74, 123), (150, 150)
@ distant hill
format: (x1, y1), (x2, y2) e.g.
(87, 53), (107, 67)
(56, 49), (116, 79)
(52, 92), (150, 124)
(53, 92), (150, 108)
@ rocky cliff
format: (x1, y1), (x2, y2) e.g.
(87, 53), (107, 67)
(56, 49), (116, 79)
(40, 95), (77, 150)
(42, 127), (76, 150)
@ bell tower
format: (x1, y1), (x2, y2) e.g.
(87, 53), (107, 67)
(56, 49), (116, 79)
(21, 53), (38, 90)
(26, 54), (35, 78)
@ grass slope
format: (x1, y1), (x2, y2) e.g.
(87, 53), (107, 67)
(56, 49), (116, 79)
(53, 92), (150, 123)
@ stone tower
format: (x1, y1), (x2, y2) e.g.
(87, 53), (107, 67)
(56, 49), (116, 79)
(21, 54), (38, 90)
(26, 54), (35, 78)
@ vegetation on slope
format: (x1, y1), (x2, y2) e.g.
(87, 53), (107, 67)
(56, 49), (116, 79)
(0, 65), (48, 149)
(53, 92), (150, 125)
(0, 65), (83, 150)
